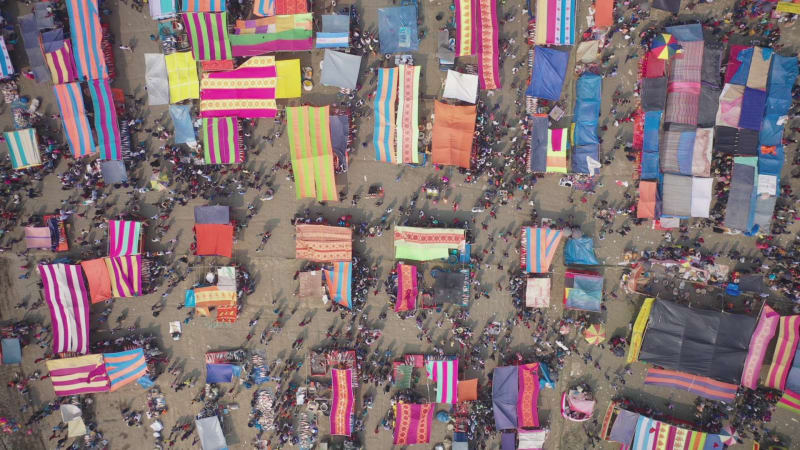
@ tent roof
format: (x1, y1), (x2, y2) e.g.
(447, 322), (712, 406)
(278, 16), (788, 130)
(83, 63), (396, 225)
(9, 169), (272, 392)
(443, 70), (478, 104)
(431, 102), (476, 169)
(320, 50), (362, 90)
(194, 205), (230, 224)
(492, 366), (518, 430)
(526, 47), (568, 101)
(378, 6), (419, 53)
(195, 416), (227, 450)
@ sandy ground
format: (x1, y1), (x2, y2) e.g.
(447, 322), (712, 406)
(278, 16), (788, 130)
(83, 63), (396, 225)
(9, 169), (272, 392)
(1, 0), (800, 449)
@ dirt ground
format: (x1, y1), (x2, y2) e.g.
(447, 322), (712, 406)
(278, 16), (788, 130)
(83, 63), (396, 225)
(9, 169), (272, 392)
(1, 0), (800, 449)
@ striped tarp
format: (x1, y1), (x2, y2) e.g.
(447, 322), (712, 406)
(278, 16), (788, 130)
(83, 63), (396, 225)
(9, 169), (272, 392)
(103, 348), (147, 391)
(88, 78), (122, 160)
(4, 128), (42, 169)
(765, 315), (800, 390)
(426, 360), (458, 403)
(778, 389), (800, 415)
(164, 52), (199, 103)
(44, 39), (78, 84)
(394, 226), (466, 261)
(108, 220), (142, 257)
(644, 368), (738, 402)
(54, 82), (96, 158)
(104, 255), (142, 298)
(46, 354), (110, 396)
(741, 304), (780, 389)
(631, 415), (714, 450)
(396, 262), (418, 312)
(229, 14), (314, 55)
(323, 262), (352, 308)
(202, 117), (241, 164)
(396, 65), (420, 164)
(295, 224), (352, 262)
(181, 0), (226, 11)
(253, 0), (307, 16)
(38, 264), (90, 354)
(65, 0), (107, 80)
(546, 128), (568, 173)
(24, 227), (52, 249)
(476, 0), (500, 89)
(394, 403), (433, 445)
(521, 227), (563, 273)
(183, 12), (232, 61)
(373, 67), (398, 163)
(330, 368), (354, 436)
(534, 0), (576, 45)
(286, 106), (339, 201)
(455, 0), (475, 57)
(316, 15), (350, 48)
(200, 56), (277, 118)
(517, 362), (540, 427)
(0, 36), (14, 78)
(150, 0), (177, 19)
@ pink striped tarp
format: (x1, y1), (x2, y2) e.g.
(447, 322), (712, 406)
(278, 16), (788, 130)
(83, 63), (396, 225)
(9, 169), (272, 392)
(104, 255), (143, 298)
(740, 305), (780, 389)
(44, 39), (78, 84)
(476, 0), (500, 90)
(765, 315), (800, 390)
(108, 220), (142, 257)
(46, 354), (110, 396)
(200, 56), (277, 118)
(331, 368), (354, 436)
(38, 264), (90, 354)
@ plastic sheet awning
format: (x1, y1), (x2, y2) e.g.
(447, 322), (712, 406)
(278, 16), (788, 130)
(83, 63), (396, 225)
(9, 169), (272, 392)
(492, 366), (518, 430)
(563, 237), (600, 265)
(526, 47), (569, 101)
(378, 6), (419, 53)
(195, 416), (227, 450)
(320, 50), (362, 90)
(194, 206), (230, 224)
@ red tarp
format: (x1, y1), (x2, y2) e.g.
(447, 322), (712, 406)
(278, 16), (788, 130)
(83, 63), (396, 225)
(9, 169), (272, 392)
(594, 0), (614, 27)
(431, 102), (477, 169)
(80, 258), (113, 304)
(637, 181), (657, 219)
(194, 224), (234, 257)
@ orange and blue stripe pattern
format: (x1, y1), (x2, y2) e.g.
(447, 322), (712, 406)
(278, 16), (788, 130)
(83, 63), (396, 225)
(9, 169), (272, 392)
(522, 227), (563, 273)
(54, 82), (96, 158)
(644, 368), (738, 402)
(103, 348), (147, 392)
(65, 0), (107, 80)
(374, 68), (398, 163)
(324, 262), (352, 308)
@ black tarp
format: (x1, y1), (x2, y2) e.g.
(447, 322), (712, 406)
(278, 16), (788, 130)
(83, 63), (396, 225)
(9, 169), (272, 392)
(714, 126), (738, 154)
(528, 115), (548, 172)
(639, 299), (756, 383)
(433, 270), (469, 305)
(194, 206), (230, 224)
(737, 129), (759, 156)
(641, 77), (667, 112)
(652, 0), (680, 14)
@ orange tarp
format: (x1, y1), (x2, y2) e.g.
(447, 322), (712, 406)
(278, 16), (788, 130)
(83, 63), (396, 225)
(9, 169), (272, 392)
(431, 102), (476, 169)
(194, 224), (234, 257)
(81, 258), (113, 303)
(594, 0), (614, 28)
(457, 378), (478, 402)
(637, 180), (657, 219)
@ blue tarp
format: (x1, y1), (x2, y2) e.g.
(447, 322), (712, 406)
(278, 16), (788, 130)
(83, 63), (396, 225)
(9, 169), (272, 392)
(572, 144), (599, 174)
(565, 272), (603, 312)
(758, 145), (784, 178)
(665, 23), (704, 42)
(526, 47), (569, 101)
(206, 363), (242, 383)
(572, 73), (602, 174)
(564, 237), (600, 265)
(739, 87), (766, 131)
(169, 104), (197, 145)
(642, 111), (662, 179)
(378, 6), (419, 53)
(1, 338), (21, 364)
(677, 129), (696, 175)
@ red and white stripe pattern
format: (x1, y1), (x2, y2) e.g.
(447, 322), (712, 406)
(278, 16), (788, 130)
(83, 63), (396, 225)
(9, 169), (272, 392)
(38, 264), (90, 354)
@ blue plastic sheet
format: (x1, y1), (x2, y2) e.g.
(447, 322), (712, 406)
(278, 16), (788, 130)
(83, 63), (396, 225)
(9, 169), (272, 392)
(184, 289), (196, 307)
(739, 87), (766, 131)
(573, 73), (602, 147)
(1, 338), (21, 364)
(565, 273), (603, 312)
(564, 237), (600, 265)
(641, 111), (661, 179)
(758, 145), (784, 177)
(207, 363), (238, 383)
(677, 129), (696, 175)
(665, 23), (704, 42)
(729, 47), (754, 86)
(526, 47), (569, 101)
(169, 104), (196, 145)
(378, 6), (419, 53)
(572, 144), (599, 174)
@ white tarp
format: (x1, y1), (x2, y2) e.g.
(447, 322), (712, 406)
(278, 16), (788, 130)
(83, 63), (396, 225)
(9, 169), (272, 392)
(196, 416), (227, 450)
(443, 70), (478, 104)
(690, 177), (713, 218)
(320, 50), (362, 90)
(145, 53), (170, 106)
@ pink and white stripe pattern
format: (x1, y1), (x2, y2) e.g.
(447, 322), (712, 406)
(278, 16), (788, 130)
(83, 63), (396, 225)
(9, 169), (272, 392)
(39, 264), (90, 354)
(426, 359), (458, 403)
(108, 220), (142, 257)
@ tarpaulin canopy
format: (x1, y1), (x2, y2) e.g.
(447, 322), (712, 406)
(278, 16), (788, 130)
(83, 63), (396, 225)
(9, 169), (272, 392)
(644, 368), (738, 402)
(374, 67), (398, 163)
(54, 82), (96, 158)
(521, 227), (562, 273)
(230, 14), (313, 55)
(641, 111), (661, 179)
(393, 403), (433, 445)
(4, 128), (42, 169)
(24, 227), (51, 249)
(169, 104), (197, 145)
(639, 299), (756, 383)
(432, 102), (476, 169)
(181, 0), (225, 11)
(316, 14), (350, 48)
(145, 53), (170, 106)
(286, 106), (338, 201)
(88, 78), (123, 160)
(724, 163), (756, 231)
(396, 65), (421, 164)
(526, 277), (550, 307)
(298, 270), (323, 300)
(528, 115), (548, 172)
(324, 262), (352, 308)
(564, 270), (603, 312)
(641, 77), (667, 111)
(164, 52), (200, 103)
(564, 237), (599, 265)
(476, 0), (500, 89)
(103, 348), (147, 391)
(46, 354), (109, 396)
(394, 226), (466, 261)
(433, 270), (469, 305)
(535, 0), (576, 45)
(443, 70), (479, 104)
(320, 50), (361, 90)
(196, 416), (227, 450)
(183, 12), (231, 61)
(330, 114), (349, 171)
(573, 73), (602, 145)
(1, 338), (21, 364)
(81, 258), (113, 303)
(101, 161), (127, 184)
(108, 220), (142, 257)
(378, 6), (419, 53)
(200, 55), (277, 118)
(206, 363), (239, 382)
(594, 0), (613, 27)
(546, 128), (568, 173)
(295, 224), (352, 262)
(396, 262), (418, 312)
(253, 0), (307, 16)
(331, 368), (354, 436)
(492, 366), (518, 429)
(275, 59), (301, 98)
(438, 29), (455, 64)
(104, 255), (142, 298)
(150, 0), (177, 19)
(43, 38), (77, 84)
(19, 14), (50, 82)
(637, 181), (657, 219)
(194, 224), (234, 257)
(665, 23), (704, 42)
(527, 47), (568, 101)
(65, 0), (108, 80)
(203, 117), (241, 164)
(39, 264), (90, 354)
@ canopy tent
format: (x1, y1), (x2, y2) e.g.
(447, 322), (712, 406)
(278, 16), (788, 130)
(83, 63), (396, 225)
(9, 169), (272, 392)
(286, 106), (338, 201)
(431, 102), (476, 169)
(394, 226), (466, 261)
(535, 0), (576, 45)
(443, 70), (479, 104)
(183, 12), (231, 61)
(4, 128), (42, 169)
(563, 237), (600, 265)
(458, 378), (478, 402)
(169, 104), (197, 145)
(194, 224), (234, 257)
(150, 0), (177, 19)
(330, 368), (354, 436)
(765, 315), (800, 391)
(393, 403), (433, 445)
(39, 264), (90, 354)
(572, 73), (602, 174)
(526, 277), (550, 307)
(639, 299), (756, 383)
(330, 114), (349, 171)
(545, 128), (568, 173)
(374, 67), (398, 163)
(664, 41), (703, 126)
(396, 263), (418, 312)
(378, 6), (419, 54)
(65, 0), (108, 80)
(253, 0), (307, 16)
(103, 348), (147, 391)
(54, 82), (96, 158)
(320, 50), (362, 90)
(454, 0), (475, 57)
(517, 363), (541, 428)
(476, 0), (500, 89)
(295, 224), (352, 262)
(521, 227), (563, 273)
(275, 59), (301, 98)
(104, 255), (143, 298)
(492, 366), (518, 429)
(661, 174), (712, 218)
(324, 262), (352, 308)
(527, 47), (568, 101)
(1, 338), (22, 364)
(144, 53), (170, 106)
(196, 416), (227, 450)
(164, 52), (200, 104)
(619, 411), (722, 450)
(563, 270), (603, 312)
(108, 220), (142, 257)
(200, 56), (278, 118)
(396, 65), (421, 164)
(181, 0), (225, 11)
(80, 258), (113, 303)
(724, 162), (756, 231)
(46, 354), (110, 396)
(206, 363), (240, 382)
(43, 38), (77, 84)
(426, 359), (459, 403)
(316, 15), (350, 48)
(88, 78), (123, 161)
(627, 298), (654, 364)
(230, 14), (313, 55)
(641, 77), (667, 112)
(202, 117), (241, 164)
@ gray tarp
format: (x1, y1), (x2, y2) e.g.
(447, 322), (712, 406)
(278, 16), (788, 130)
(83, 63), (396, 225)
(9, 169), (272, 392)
(18, 14), (50, 82)
(528, 115), (548, 172)
(662, 173), (693, 217)
(698, 43), (723, 128)
(785, 346), (800, 393)
(101, 161), (128, 184)
(438, 29), (455, 63)
(320, 50), (361, 90)
(714, 126), (738, 154)
(753, 195), (776, 231)
(195, 416), (227, 450)
(724, 163), (755, 230)
(34, 3), (56, 29)
(145, 53), (170, 106)
(329, 114), (348, 171)
(639, 299), (756, 383)
(737, 129), (759, 156)
(41, 29), (65, 53)
(433, 270), (468, 305)
(492, 366), (518, 430)
(609, 409), (640, 448)
(698, 84), (722, 128)
(738, 274), (766, 294)
(322, 15), (350, 33)
(641, 77), (667, 111)
(194, 206), (230, 224)
(169, 104), (196, 145)
(652, 0), (680, 14)
(701, 43), (724, 86)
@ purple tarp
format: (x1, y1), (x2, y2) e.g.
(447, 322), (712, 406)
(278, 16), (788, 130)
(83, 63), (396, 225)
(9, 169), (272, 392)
(492, 366), (518, 430)
(739, 87), (766, 131)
